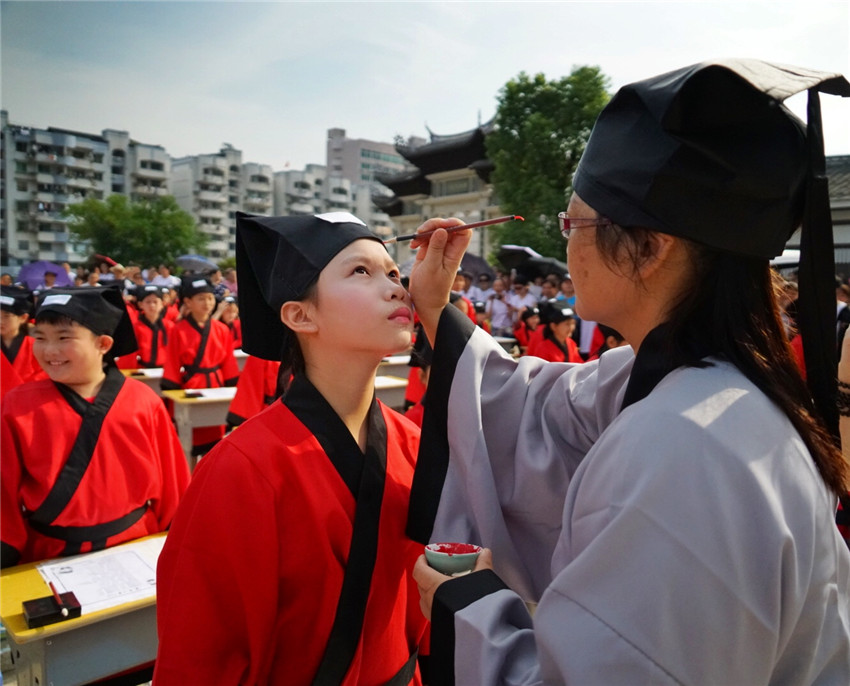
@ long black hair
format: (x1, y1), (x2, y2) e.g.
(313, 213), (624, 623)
(596, 224), (848, 496)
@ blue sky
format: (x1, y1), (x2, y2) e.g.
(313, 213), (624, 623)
(2, 1), (848, 171)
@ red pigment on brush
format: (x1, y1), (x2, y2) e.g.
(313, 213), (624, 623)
(431, 543), (480, 556)
(514, 215), (525, 221)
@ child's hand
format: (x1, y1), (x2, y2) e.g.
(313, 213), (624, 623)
(408, 218), (471, 343)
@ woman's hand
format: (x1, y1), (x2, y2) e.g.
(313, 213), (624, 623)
(412, 548), (493, 621)
(408, 218), (471, 345)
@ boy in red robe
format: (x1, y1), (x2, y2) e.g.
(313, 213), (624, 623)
(160, 276), (239, 456)
(155, 212), (428, 685)
(1, 287), (190, 567)
(1, 285), (46, 385)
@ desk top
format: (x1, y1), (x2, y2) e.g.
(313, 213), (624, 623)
(162, 387), (237, 404)
(374, 375), (407, 389)
(1, 533), (165, 644)
(121, 368), (163, 379)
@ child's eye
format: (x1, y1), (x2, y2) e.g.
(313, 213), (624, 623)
(354, 266), (369, 275)
(388, 268), (400, 279)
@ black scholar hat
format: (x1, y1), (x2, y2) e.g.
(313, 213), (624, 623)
(573, 57), (850, 435)
(134, 284), (164, 301)
(35, 287), (137, 358)
(236, 211), (384, 360)
(180, 276), (215, 300)
(1, 285), (34, 316)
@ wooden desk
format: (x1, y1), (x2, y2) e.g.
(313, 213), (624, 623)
(162, 388), (237, 466)
(121, 367), (163, 396)
(494, 336), (518, 354)
(375, 375), (408, 411)
(0, 535), (164, 686)
(378, 355), (411, 379)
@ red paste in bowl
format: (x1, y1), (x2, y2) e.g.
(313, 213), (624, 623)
(429, 542), (480, 556)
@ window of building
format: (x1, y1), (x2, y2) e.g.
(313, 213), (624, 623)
(112, 166), (123, 175)
(112, 184), (124, 193)
(331, 187), (348, 195)
(16, 181), (27, 192)
(16, 142), (28, 153)
(18, 240), (29, 250)
(16, 201), (29, 212)
(15, 162), (27, 174)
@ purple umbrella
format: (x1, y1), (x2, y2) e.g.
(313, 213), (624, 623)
(16, 261), (73, 290)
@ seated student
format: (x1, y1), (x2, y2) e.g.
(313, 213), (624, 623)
(472, 300), (491, 334)
(532, 303), (583, 363)
(225, 354), (284, 430)
(404, 323), (433, 428)
(215, 294), (242, 349)
(514, 305), (540, 353)
(128, 284), (173, 368)
(0, 288), (190, 567)
(586, 323), (627, 361)
(155, 212), (428, 685)
(161, 276), (239, 456)
(1, 285), (46, 385)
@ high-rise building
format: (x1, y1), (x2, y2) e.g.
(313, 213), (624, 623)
(1, 110), (169, 268)
(171, 144), (273, 260)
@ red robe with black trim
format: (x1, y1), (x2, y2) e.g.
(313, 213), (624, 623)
(155, 377), (427, 685)
(2, 332), (47, 384)
(224, 318), (242, 350)
(161, 316), (239, 449)
(1, 375), (190, 566)
(533, 336), (583, 363)
(132, 314), (174, 368)
(226, 355), (282, 428)
(1, 354), (22, 399)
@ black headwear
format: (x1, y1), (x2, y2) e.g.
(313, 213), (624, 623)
(35, 287), (137, 358)
(0, 285), (34, 316)
(236, 211), (384, 360)
(573, 58), (850, 435)
(180, 276), (215, 299)
(134, 284), (164, 301)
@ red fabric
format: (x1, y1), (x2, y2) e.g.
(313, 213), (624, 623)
(533, 337), (583, 363)
(225, 319), (242, 350)
(1, 354), (22, 399)
(132, 317), (174, 368)
(227, 356), (282, 426)
(162, 318), (239, 447)
(155, 401), (427, 685)
(515, 323), (538, 348)
(163, 304), (180, 322)
(525, 327), (546, 357)
(4, 335), (48, 384)
(405, 366), (426, 405)
(1, 378), (190, 565)
(790, 335), (806, 380)
(404, 402), (425, 427)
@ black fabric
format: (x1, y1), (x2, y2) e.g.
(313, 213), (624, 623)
(0, 541), (21, 569)
(282, 374), (390, 685)
(137, 313), (168, 367)
(407, 306), (476, 544)
(1, 285), (34, 315)
(35, 287), (137, 357)
(385, 649), (418, 686)
(27, 503), (148, 547)
(1, 330), (26, 364)
(27, 366), (126, 528)
(430, 569), (509, 686)
(235, 212), (384, 361)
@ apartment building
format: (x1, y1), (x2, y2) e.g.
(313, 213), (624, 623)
(171, 144), (273, 260)
(1, 110), (170, 268)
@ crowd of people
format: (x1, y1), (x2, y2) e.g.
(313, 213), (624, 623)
(1, 57), (849, 685)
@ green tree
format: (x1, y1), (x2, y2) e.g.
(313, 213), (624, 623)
(64, 195), (206, 266)
(486, 66), (611, 260)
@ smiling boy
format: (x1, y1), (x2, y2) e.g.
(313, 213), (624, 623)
(1, 288), (190, 567)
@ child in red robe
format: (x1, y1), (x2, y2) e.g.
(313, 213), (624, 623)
(1, 285), (46, 385)
(160, 276), (239, 456)
(155, 212), (428, 685)
(1, 287), (189, 567)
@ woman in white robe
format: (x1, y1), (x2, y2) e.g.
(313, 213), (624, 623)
(407, 59), (850, 685)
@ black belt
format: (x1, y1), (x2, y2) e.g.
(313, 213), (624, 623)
(28, 503), (149, 556)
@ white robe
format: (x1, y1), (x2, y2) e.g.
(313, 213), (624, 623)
(410, 306), (850, 685)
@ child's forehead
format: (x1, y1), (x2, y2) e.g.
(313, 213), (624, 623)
(335, 239), (393, 263)
(33, 319), (89, 333)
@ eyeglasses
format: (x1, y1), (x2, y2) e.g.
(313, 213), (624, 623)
(557, 213), (613, 239)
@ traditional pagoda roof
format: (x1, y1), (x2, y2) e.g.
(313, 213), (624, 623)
(828, 155), (850, 202)
(374, 168), (431, 198)
(372, 193), (403, 217)
(395, 119), (495, 176)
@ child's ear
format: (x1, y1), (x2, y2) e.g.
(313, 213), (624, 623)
(96, 334), (114, 355)
(280, 301), (318, 335)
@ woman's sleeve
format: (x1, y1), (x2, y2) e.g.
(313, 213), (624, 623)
(408, 305), (633, 601)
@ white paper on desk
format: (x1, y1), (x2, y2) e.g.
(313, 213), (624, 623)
(135, 368), (163, 378)
(36, 537), (165, 615)
(374, 375), (407, 388)
(194, 387), (237, 399)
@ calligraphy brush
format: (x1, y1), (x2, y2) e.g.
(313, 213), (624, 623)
(383, 215), (524, 244)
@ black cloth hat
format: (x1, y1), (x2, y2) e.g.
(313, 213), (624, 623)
(540, 302), (574, 325)
(521, 306), (541, 322)
(35, 287), (137, 358)
(134, 284), (164, 301)
(1, 285), (34, 316)
(181, 276), (215, 299)
(236, 211), (384, 360)
(573, 57), (849, 436)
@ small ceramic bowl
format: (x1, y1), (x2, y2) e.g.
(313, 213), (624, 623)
(424, 542), (482, 575)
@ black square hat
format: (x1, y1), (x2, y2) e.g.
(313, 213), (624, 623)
(1, 285), (34, 316)
(236, 211), (384, 360)
(180, 276), (215, 299)
(35, 287), (137, 358)
(572, 58), (850, 434)
(133, 284), (164, 301)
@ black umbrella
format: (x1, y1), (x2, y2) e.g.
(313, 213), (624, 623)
(176, 254), (219, 274)
(522, 256), (569, 280)
(497, 244), (542, 271)
(460, 252), (495, 280)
